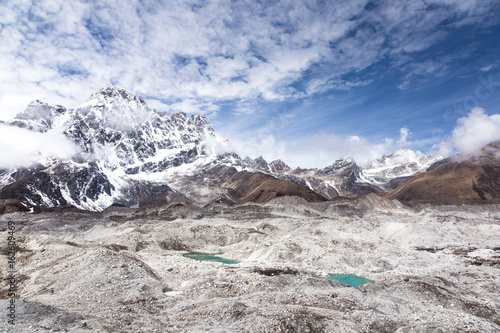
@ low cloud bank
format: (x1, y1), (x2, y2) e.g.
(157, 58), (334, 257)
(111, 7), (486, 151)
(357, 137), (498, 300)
(435, 108), (500, 157)
(227, 132), (397, 169)
(0, 125), (79, 169)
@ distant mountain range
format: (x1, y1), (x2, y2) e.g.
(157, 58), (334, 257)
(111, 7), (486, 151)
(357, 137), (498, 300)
(1, 86), (499, 213)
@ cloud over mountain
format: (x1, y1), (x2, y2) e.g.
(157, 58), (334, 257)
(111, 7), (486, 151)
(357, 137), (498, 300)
(436, 108), (500, 156)
(0, 124), (79, 169)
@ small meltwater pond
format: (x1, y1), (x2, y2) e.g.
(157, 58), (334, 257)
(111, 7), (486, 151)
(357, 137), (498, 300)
(325, 274), (374, 287)
(183, 252), (240, 265)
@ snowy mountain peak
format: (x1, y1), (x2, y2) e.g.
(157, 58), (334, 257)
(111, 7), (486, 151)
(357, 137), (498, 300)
(367, 148), (439, 169)
(360, 148), (443, 184)
(187, 114), (215, 137)
(241, 156), (291, 173)
(11, 99), (67, 133)
(15, 99), (53, 122)
(1, 86), (238, 211)
(90, 86), (147, 105)
(171, 111), (187, 125)
(0, 86), (452, 212)
(28, 99), (50, 107)
(187, 113), (210, 127)
(269, 159), (291, 173)
(331, 156), (356, 169)
(388, 147), (417, 158)
(75, 87), (152, 132)
(7, 87), (224, 171)
(254, 156), (269, 170)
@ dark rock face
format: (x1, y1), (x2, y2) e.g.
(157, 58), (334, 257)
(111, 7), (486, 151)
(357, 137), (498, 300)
(124, 182), (180, 207)
(320, 158), (359, 177)
(0, 162), (114, 209)
(125, 147), (201, 174)
(0, 160), (186, 211)
(269, 159), (291, 173)
(0, 199), (30, 214)
(303, 177), (339, 198)
(471, 165), (500, 200)
(254, 156), (270, 172)
(353, 183), (384, 194)
(426, 158), (452, 171)
(290, 158), (367, 199)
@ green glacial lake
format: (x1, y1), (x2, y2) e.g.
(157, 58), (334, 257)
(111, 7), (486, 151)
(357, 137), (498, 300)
(325, 274), (374, 287)
(183, 252), (240, 264)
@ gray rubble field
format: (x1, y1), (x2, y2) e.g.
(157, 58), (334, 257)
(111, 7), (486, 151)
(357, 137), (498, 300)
(0, 201), (499, 332)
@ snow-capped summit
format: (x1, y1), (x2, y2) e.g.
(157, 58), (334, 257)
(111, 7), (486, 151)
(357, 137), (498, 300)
(324, 156), (357, 173)
(60, 87), (217, 170)
(269, 159), (291, 173)
(360, 148), (443, 184)
(11, 99), (67, 133)
(75, 86), (152, 132)
(0, 87), (234, 211)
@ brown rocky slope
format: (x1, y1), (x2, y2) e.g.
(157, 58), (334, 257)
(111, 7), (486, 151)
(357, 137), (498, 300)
(205, 165), (328, 204)
(387, 140), (500, 203)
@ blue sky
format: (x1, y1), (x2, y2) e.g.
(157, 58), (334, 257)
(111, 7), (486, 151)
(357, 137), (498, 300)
(1, 0), (500, 167)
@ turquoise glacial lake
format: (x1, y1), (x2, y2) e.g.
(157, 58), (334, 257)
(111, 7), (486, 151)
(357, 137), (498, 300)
(325, 274), (374, 287)
(183, 252), (240, 264)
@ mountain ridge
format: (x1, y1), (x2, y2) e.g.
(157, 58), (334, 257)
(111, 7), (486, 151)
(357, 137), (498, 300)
(0, 86), (449, 212)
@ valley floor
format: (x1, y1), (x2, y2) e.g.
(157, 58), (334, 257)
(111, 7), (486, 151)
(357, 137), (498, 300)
(0, 203), (499, 332)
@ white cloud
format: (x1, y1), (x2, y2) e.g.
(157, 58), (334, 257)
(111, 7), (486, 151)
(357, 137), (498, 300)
(397, 59), (452, 90)
(435, 108), (500, 156)
(0, 125), (80, 169)
(232, 101), (260, 115)
(398, 81), (410, 91)
(480, 64), (494, 72)
(306, 77), (372, 95)
(165, 99), (220, 117)
(398, 127), (411, 144)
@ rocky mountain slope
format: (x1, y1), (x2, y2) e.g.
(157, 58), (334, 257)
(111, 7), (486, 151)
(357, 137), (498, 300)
(387, 140), (500, 203)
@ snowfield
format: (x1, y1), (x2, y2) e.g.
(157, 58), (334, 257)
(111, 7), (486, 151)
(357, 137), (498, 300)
(1, 201), (499, 332)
